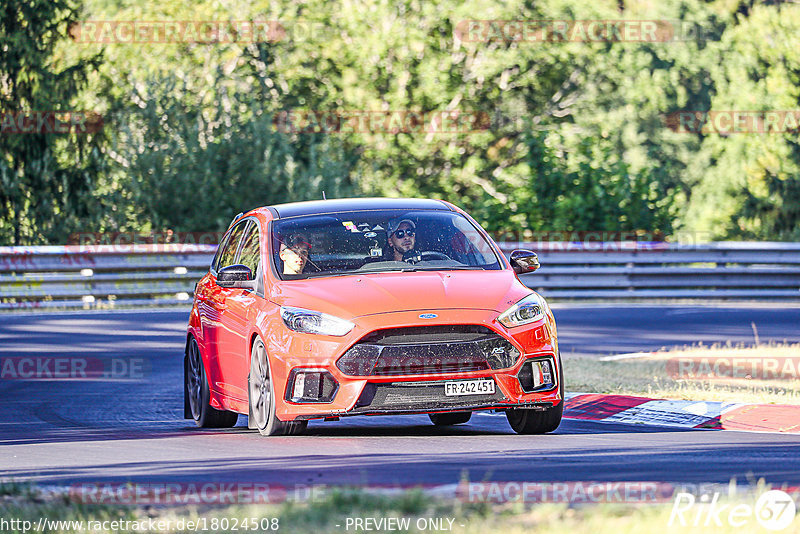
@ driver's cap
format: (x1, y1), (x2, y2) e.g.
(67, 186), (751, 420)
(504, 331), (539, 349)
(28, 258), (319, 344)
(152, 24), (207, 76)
(388, 218), (416, 235)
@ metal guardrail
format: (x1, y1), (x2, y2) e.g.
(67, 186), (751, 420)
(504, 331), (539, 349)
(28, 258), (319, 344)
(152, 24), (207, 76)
(1, 242), (799, 309)
(0, 245), (215, 310)
(500, 241), (800, 300)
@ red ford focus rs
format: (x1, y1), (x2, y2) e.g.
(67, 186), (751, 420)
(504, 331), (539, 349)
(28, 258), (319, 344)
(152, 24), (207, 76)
(184, 198), (563, 435)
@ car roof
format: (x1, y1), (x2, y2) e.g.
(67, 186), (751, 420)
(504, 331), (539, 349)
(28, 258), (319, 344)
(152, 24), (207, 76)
(268, 197), (453, 219)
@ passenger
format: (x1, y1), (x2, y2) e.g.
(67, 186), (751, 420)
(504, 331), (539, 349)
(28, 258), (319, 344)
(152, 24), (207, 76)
(387, 219), (417, 262)
(279, 234), (311, 275)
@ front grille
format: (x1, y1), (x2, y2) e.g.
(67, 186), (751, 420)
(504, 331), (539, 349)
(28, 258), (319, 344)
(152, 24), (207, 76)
(336, 325), (520, 376)
(351, 381), (506, 413)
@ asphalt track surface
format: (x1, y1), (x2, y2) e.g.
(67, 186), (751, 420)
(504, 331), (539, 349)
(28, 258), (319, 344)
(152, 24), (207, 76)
(1, 305), (800, 489)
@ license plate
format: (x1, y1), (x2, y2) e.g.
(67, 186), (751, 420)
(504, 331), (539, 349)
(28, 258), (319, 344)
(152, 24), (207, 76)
(444, 379), (495, 396)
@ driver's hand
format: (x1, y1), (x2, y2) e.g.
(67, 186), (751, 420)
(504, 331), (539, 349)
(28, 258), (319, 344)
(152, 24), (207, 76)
(402, 250), (422, 263)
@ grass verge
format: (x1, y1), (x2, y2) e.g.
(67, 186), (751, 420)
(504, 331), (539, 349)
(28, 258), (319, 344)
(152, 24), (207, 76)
(1, 482), (798, 533)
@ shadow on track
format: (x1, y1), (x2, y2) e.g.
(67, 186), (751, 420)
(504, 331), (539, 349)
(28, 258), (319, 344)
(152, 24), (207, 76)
(5, 439), (800, 487)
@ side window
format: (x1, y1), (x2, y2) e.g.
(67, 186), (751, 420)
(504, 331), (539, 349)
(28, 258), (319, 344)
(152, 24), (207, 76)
(238, 222), (261, 273)
(217, 221), (248, 270)
(211, 233), (230, 272)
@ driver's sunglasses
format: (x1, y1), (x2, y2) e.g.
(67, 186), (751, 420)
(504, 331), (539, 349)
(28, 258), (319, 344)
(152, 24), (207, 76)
(393, 229), (415, 239)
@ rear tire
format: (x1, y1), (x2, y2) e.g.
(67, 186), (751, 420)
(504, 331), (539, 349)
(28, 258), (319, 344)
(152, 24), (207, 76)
(186, 337), (238, 428)
(248, 336), (308, 436)
(506, 353), (564, 434)
(429, 411), (472, 426)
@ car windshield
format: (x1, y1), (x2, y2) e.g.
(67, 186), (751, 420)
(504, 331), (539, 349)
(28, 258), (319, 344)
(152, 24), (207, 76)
(271, 209), (502, 280)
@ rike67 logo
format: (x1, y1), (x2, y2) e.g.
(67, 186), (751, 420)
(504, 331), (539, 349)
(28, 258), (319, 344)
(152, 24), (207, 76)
(669, 490), (796, 531)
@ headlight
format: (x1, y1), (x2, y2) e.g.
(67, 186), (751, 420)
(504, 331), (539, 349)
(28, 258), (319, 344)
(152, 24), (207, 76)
(497, 293), (546, 328)
(280, 306), (355, 336)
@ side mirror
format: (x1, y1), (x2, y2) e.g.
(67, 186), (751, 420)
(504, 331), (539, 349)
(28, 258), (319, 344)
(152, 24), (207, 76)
(217, 264), (257, 291)
(509, 250), (540, 275)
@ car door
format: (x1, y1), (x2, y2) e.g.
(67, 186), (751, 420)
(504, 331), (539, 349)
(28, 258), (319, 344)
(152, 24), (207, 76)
(216, 220), (263, 400)
(200, 220), (249, 397)
(194, 230), (230, 388)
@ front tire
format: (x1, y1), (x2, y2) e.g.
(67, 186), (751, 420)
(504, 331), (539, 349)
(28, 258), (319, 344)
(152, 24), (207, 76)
(186, 337), (238, 428)
(506, 402), (563, 434)
(248, 337), (307, 436)
(429, 411), (472, 426)
(506, 353), (564, 434)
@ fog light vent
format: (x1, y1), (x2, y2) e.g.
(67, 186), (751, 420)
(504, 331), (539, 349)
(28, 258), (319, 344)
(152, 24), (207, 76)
(286, 369), (338, 403)
(534, 360), (553, 388)
(517, 357), (557, 393)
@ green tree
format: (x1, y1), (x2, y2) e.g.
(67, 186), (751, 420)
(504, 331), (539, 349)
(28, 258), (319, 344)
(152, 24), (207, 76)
(0, 0), (104, 244)
(109, 70), (360, 232)
(26, 0), (800, 242)
(684, 3), (800, 239)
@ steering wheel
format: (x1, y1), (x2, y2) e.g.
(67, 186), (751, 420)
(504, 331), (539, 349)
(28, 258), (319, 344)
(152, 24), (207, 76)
(403, 250), (452, 264)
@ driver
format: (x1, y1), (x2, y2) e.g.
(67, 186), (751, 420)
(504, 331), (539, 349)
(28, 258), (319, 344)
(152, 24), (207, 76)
(279, 233), (311, 275)
(387, 219), (417, 261)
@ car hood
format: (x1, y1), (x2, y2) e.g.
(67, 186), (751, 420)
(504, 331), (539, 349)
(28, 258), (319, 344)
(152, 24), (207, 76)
(269, 269), (532, 319)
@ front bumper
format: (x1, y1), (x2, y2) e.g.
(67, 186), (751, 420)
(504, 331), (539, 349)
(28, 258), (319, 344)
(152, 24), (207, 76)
(293, 379), (556, 420)
(266, 309), (560, 421)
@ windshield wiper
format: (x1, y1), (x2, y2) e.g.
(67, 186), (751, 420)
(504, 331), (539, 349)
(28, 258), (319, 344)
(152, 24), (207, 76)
(301, 267), (415, 278)
(351, 265), (485, 274)
(299, 265), (486, 278)
(411, 265), (485, 271)
(352, 267), (420, 274)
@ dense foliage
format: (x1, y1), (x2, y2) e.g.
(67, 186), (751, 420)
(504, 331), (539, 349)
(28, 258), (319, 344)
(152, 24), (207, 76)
(0, 1), (103, 244)
(1, 0), (799, 244)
